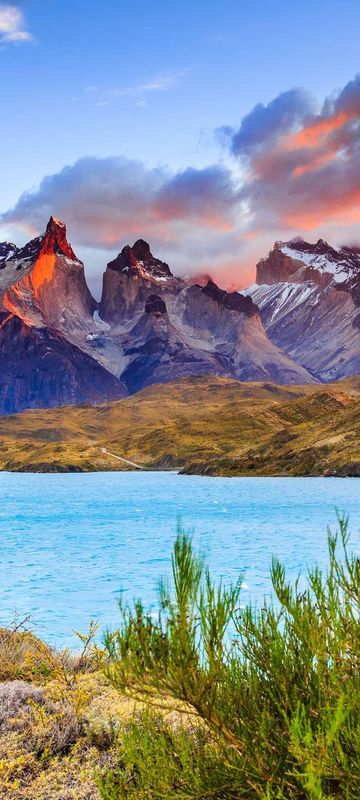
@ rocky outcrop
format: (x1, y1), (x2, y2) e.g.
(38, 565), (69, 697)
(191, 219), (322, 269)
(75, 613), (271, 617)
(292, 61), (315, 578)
(181, 280), (315, 384)
(100, 239), (176, 324)
(144, 294), (168, 314)
(183, 280), (258, 331)
(256, 238), (360, 294)
(256, 242), (305, 285)
(107, 239), (172, 278)
(0, 242), (17, 266)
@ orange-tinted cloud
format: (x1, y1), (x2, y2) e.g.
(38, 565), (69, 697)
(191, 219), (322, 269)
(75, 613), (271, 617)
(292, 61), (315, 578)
(285, 110), (352, 149)
(0, 157), (246, 293)
(228, 73), (360, 234)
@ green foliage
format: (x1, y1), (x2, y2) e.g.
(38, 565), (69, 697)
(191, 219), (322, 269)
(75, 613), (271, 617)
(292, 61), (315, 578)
(98, 711), (218, 800)
(99, 517), (360, 799)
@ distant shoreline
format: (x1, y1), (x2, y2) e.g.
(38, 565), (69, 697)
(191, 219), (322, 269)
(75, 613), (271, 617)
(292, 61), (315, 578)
(2, 466), (360, 477)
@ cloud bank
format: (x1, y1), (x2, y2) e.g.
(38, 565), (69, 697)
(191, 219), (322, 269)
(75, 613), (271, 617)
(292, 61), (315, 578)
(2, 157), (239, 244)
(2, 157), (244, 291)
(227, 74), (360, 230)
(2, 74), (360, 288)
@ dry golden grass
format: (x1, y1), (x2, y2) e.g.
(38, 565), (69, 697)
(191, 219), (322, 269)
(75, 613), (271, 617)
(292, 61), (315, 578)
(0, 375), (359, 476)
(0, 627), (193, 800)
(0, 673), (120, 800)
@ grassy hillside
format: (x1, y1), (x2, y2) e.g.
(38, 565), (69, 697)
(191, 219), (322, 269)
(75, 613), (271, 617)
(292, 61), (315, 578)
(1, 375), (360, 476)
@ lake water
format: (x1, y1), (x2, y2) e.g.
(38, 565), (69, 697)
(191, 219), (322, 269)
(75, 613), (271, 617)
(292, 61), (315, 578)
(0, 472), (359, 647)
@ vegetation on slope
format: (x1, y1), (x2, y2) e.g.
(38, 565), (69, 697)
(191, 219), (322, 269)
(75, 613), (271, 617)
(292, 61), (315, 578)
(0, 622), (144, 799)
(0, 375), (359, 475)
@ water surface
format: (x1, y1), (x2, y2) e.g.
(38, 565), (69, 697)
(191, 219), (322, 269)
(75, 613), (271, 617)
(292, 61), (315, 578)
(0, 473), (359, 647)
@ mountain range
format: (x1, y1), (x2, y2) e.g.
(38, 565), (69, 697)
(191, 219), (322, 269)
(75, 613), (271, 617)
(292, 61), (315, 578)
(0, 216), (359, 414)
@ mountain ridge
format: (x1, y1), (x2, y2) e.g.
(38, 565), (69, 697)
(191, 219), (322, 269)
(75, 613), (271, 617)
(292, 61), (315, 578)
(0, 217), (320, 413)
(1, 219), (360, 414)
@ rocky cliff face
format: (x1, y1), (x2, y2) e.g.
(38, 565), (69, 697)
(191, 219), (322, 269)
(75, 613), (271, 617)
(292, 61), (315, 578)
(99, 239), (179, 325)
(0, 314), (126, 414)
(120, 293), (232, 393)
(256, 239), (360, 294)
(0, 218), (127, 413)
(2, 217), (96, 333)
(180, 280), (313, 384)
(246, 238), (360, 381)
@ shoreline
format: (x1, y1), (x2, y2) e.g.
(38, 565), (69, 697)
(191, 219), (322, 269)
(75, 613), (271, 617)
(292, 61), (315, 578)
(2, 466), (359, 477)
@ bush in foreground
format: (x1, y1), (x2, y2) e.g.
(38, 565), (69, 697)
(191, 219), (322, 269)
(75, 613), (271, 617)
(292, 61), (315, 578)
(99, 516), (360, 799)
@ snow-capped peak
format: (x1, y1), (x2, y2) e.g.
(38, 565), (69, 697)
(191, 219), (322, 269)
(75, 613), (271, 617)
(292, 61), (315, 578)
(279, 239), (360, 284)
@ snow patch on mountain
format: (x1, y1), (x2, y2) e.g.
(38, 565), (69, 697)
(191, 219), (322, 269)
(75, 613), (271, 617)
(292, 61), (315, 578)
(279, 239), (360, 285)
(93, 310), (110, 330)
(244, 281), (319, 322)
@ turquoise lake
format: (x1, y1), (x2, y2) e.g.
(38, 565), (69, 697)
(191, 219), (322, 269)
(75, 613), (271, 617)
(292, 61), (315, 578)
(0, 472), (359, 647)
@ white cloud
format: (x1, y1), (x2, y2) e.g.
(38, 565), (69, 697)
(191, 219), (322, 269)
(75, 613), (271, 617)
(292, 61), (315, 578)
(0, 4), (32, 43)
(0, 156), (249, 293)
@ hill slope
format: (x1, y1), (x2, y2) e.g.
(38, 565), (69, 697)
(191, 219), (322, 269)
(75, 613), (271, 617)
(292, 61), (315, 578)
(1, 376), (359, 476)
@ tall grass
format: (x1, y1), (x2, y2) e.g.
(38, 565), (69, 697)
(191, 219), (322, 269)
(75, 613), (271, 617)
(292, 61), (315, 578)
(99, 515), (360, 799)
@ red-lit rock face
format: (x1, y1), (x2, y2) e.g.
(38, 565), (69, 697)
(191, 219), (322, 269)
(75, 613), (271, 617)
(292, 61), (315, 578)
(40, 217), (78, 260)
(2, 217), (95, 331)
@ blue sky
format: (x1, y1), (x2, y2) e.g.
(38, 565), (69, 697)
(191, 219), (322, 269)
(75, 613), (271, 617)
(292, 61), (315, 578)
(1, 0), (360, 293)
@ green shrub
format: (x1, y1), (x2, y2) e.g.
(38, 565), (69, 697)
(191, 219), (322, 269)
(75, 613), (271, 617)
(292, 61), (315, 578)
(98, 516), (360, 799)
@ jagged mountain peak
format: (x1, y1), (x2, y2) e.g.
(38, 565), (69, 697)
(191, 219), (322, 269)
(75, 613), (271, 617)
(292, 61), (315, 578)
(39, 216), (79, 261)
(132, 238), (153, 261)
(100, 239), (175, 324)
(257, 236), (360, 288)
(47, 216), (66, 231)
(107, 240), (172, 279)
(201, 279), (257, 317)
(283, 237), (341, 260)
(0, 216), (81, 268)
(1, 216), (94, 330)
